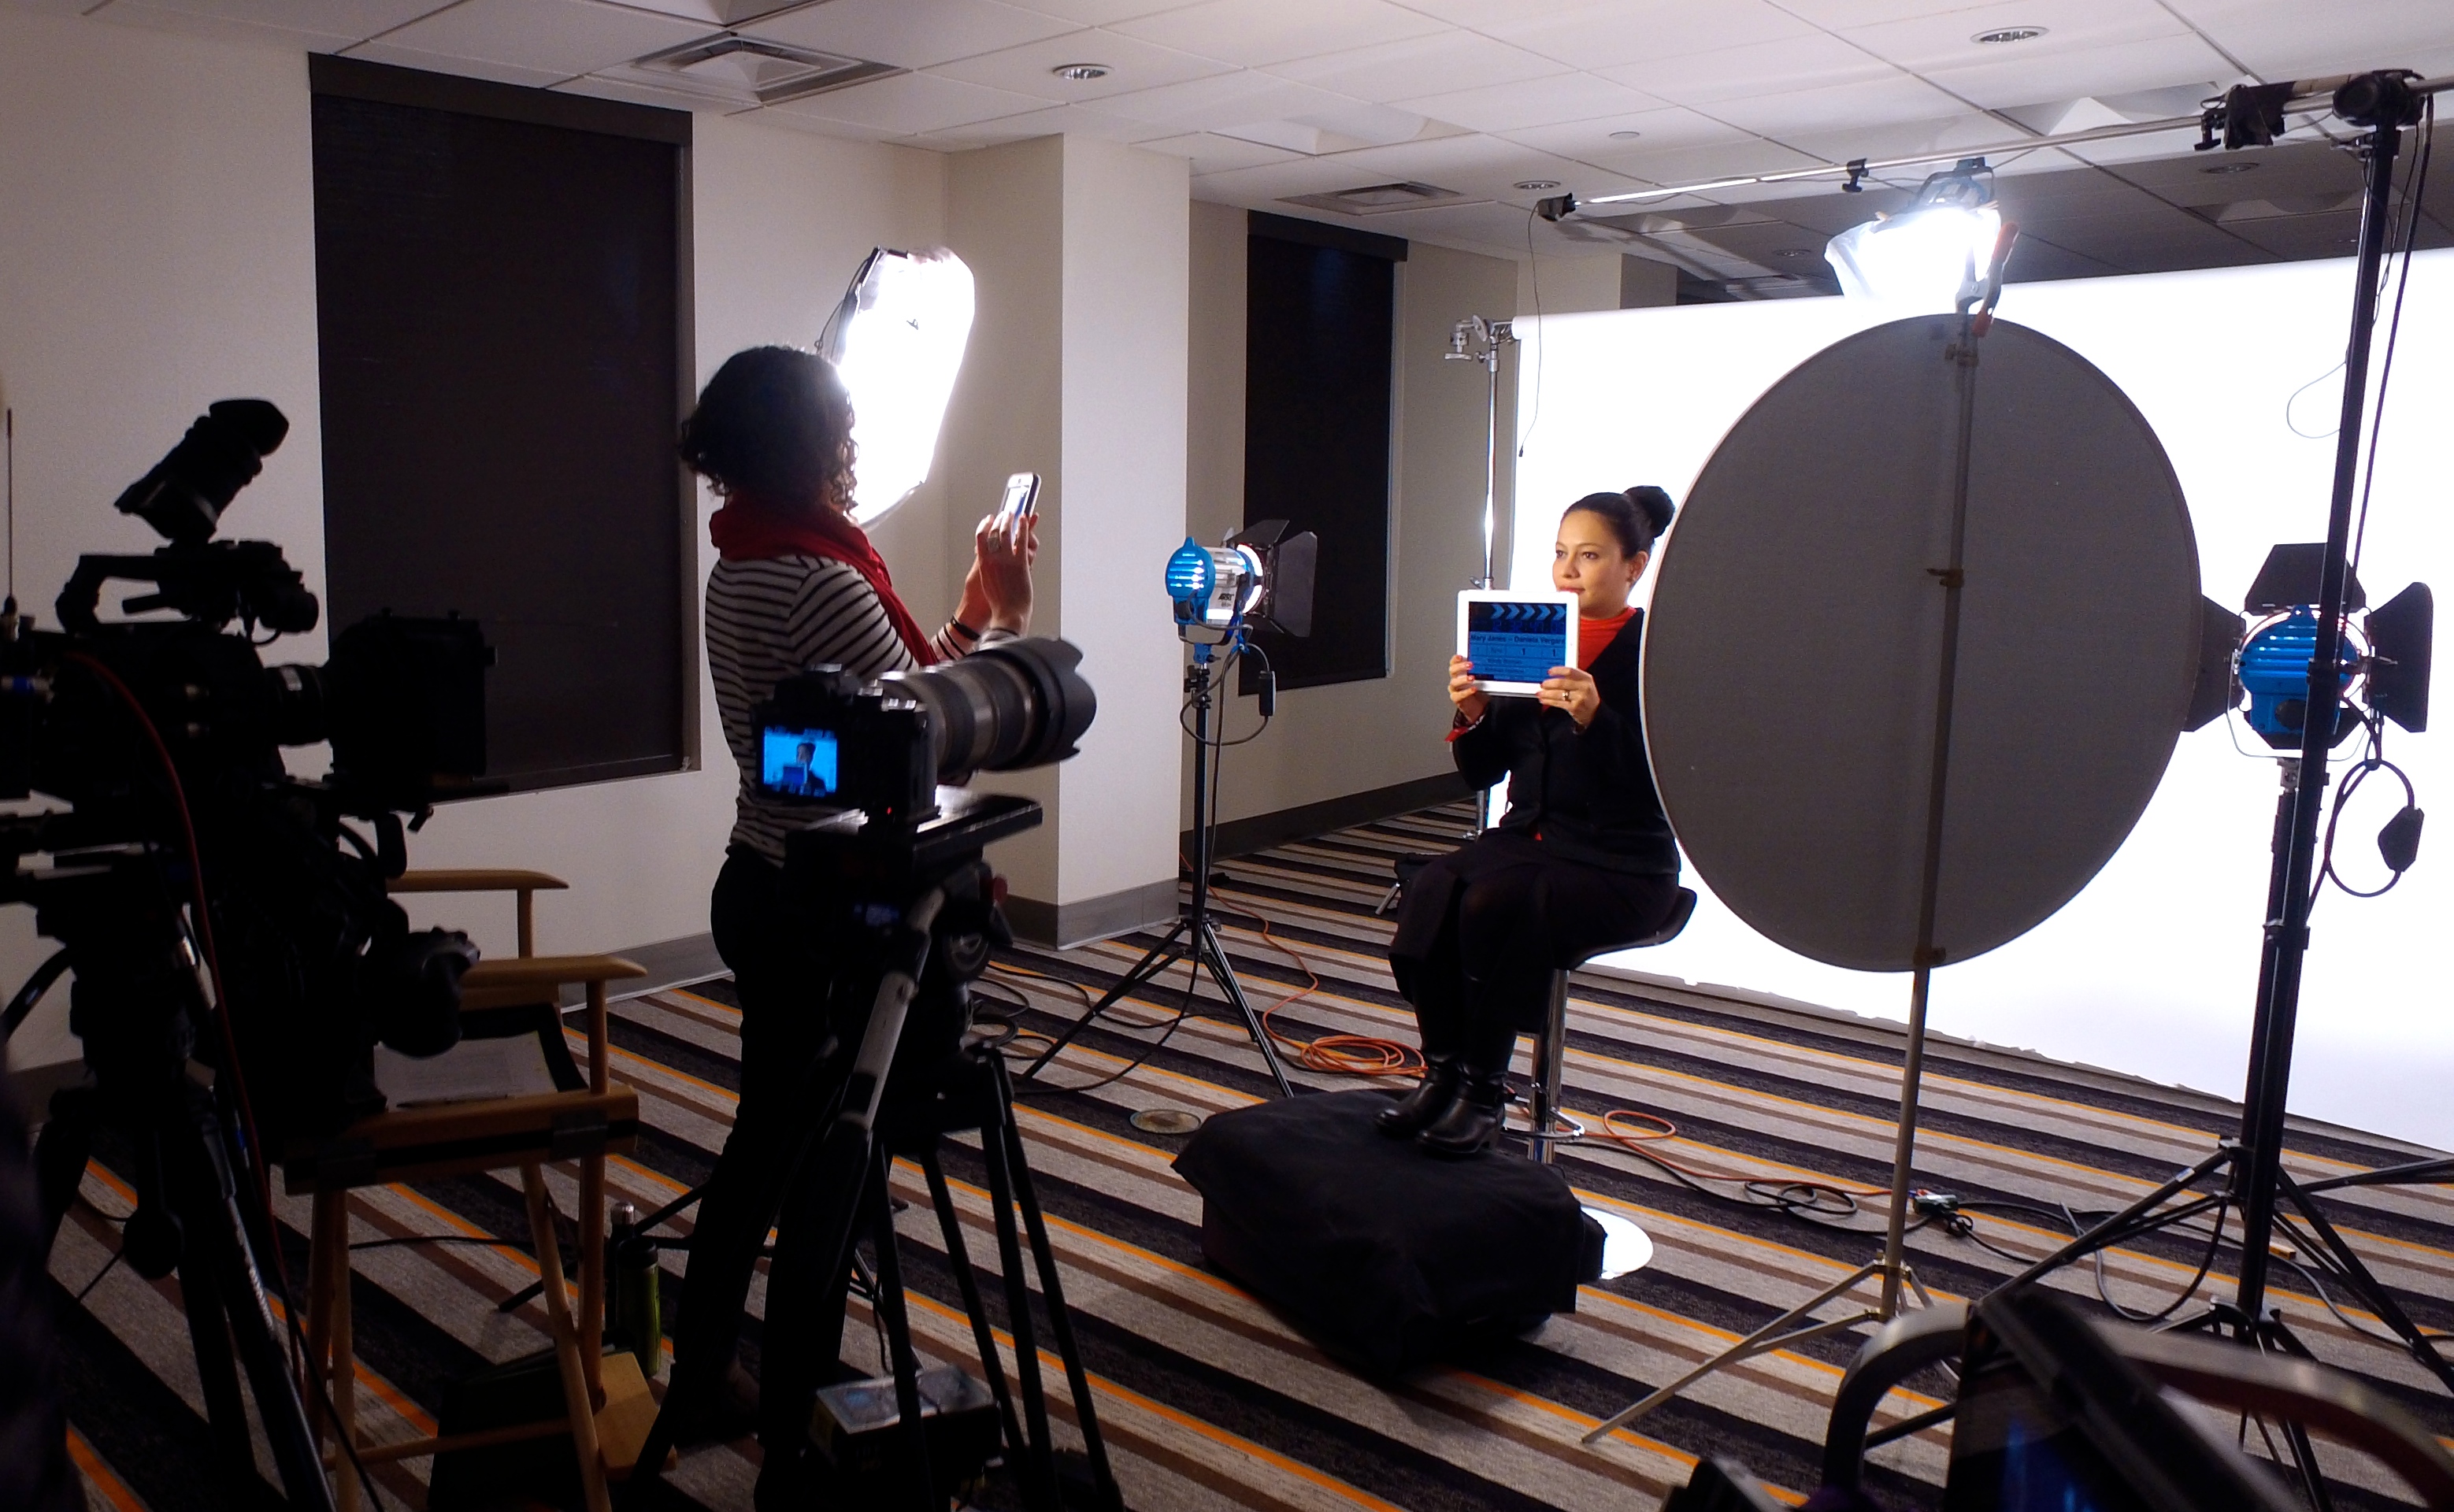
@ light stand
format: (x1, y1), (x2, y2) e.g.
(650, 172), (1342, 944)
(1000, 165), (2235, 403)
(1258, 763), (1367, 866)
(1581, 295), (2007, 1443)
(1021, 636), (1295, 1097)
(1447, 316), (1516, 836)
(2000, 72), (2454, 1415)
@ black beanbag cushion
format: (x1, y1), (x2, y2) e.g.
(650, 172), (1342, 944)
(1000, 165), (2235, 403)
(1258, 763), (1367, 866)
(1173, 1089), (1604, 1376)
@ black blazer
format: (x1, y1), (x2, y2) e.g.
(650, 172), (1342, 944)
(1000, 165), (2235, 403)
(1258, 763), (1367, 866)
(1451, 611), (1678, 876)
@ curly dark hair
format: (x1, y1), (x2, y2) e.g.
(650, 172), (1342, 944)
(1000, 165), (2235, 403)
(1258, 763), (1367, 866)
(1566, 485), (1676, 558)
(677, 345), (855, 510)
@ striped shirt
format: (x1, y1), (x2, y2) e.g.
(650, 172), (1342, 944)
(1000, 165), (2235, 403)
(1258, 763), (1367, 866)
(706, 554), (975, 862)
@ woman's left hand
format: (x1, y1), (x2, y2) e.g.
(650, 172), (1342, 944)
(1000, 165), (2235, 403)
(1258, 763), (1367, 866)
(977, 512), (1037, 634)
(1540, 665), (1601, 728)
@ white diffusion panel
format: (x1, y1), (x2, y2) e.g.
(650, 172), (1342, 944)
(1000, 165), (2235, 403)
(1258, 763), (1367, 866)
(1508, 251), (2454, 1151)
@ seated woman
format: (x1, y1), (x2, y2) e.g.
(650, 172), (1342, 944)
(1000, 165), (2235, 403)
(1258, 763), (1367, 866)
(1380, 487), (1683, 1157)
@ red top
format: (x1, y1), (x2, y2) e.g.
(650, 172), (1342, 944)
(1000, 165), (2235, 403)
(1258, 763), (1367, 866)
(709, 491), (938, 665)
(1578, 606), (1634, 669)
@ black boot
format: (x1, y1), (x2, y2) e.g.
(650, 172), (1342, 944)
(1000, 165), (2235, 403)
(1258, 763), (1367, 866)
(1376, 1055), (1464, 1137)
(1418, 1065), (1509, 1158)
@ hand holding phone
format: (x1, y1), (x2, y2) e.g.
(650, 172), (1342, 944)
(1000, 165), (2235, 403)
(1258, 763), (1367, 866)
(994, 471), (1040, 549)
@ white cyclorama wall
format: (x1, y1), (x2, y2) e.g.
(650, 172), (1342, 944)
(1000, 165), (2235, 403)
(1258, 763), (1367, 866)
(0, 9), (954, 1075)
(1507, 253), (2454, 1151)
(1181, 205), (1512, 832)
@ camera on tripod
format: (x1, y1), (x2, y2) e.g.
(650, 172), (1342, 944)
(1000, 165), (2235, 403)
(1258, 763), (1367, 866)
(0, 398), (499, 1142)
(753, 636), (1095, 825)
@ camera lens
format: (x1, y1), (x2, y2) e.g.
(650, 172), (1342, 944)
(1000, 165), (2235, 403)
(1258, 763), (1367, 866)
(882, 637), (1096, 784)
(110, 399), (290, 546)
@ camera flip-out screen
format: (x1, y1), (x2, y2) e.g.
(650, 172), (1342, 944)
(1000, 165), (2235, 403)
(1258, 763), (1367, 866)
(761, 727), (840, 799)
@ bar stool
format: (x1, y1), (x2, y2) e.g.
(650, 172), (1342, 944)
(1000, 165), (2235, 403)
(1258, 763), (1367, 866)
(287, 869), (648, 1511)
(1519, 888), (1695, 1164)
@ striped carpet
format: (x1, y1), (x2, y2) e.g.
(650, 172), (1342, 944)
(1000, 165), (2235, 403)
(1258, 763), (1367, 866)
(51, 799), (2454, 1510)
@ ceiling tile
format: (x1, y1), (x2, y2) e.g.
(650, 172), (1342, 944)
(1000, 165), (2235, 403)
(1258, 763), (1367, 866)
(611, 0), (808, 24)
(1110, 0), (1446, 70)
(926, 26), (1234, 101)
(1186, 152), (1412, 202)
(1599, 32), (1901, 106)
(1703, 72), (1967, 136)
(1136, 128), (1307, 172)
(343, 39), (573, 86)
(1092, 68), (1351, 131)
(1392, 71), (1665, 134)
(1583, 136), (1826, 191)
(1918, 35), (2237, 111)
(761, 68), (1051, 133)
(1003, 0), (1206, 21)
(1481, 0), (1822, 72)
(1838, 0), (2189, 72)
(913, 98), (1177, 145)
(1265, 30), (1565, 103)
(361, 0), (709, 79)
(2161, 0), (2454, 81)
(1756, 109), (2010, 169)
(553, 71), (738, 110)
(85, 0), (369, 48)
(93, 0), (450, 39)
(1771, 0), (2003, 24)
(745, 0), (1079, 70)
(1497, 103), (1755, 164)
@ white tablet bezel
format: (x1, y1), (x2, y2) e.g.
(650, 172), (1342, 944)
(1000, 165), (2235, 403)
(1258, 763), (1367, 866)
(1455, 589), (1579, 696)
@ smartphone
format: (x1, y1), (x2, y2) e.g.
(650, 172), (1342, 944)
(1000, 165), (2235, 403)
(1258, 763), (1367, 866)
(995, 472), (1040, 544)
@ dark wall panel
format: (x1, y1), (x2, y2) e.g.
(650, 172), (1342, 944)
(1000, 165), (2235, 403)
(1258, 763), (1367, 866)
(1244, 229), (1397, 691)
(312, 69), (689, 790)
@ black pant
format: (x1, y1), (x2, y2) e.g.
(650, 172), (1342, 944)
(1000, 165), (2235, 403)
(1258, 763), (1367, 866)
(669, 847), (853, 1451)
(1388, 830), (1679, 1073)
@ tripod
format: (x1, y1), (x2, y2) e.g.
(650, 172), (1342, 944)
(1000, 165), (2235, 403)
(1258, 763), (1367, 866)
(625, 793), (1120, 1511)
(1021, 646), (1294, 1097)
(1996, 73), (2454, 1416)
(20, 846), (336, 1512)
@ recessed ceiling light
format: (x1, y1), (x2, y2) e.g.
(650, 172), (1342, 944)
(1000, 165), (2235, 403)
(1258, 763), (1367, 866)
(2201, 160), (2260, 175)
(1514, 179), (1562, 191)
(1972, 25), (2047, 44)
(1772, 248), (1818, 260)
(1052, 63), (1110, 80)
(1608, 129), (1643, 140)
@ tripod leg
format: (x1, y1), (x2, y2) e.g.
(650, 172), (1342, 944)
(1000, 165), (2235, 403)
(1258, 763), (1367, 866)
(30, 1087), (96, 1269)
(174, 1234), (264, 1506)
(2277, 1174), (2454, 1394)
(866, 1148), (938, 1512)
(980, 1106), (1061, 1510)
(995, 1078), (1121, 1512)
(1195, 919), (1293, 1097)
(1021, 921), (1193, 1083)
(921, 1150), (1027, 1468)
(171, 1102), (337, 1512)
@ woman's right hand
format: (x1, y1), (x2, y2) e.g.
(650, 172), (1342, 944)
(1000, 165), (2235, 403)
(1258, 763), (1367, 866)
(977, 512), (1036, 634)
(1448, 654), (1489, 724)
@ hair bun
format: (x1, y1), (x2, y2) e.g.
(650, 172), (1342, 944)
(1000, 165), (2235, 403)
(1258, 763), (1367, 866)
(1624, 485), (1675, 536)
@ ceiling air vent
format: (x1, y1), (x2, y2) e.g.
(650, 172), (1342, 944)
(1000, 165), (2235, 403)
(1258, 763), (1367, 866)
(1281, 182), (1477, 217)
(636, 33), (902, 106)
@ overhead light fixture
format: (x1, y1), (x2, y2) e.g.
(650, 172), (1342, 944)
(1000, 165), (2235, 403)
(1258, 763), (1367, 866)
(1281, 181), (1477, 215)
(1514, 179), (1562, 191)
(1973, 25), (2047, 44)
(1772, 247), (1818, 260)
(1824, 158), (2003, 313)
(2201, 160), (2261, 174)
(1608, 129), (1644, 140)
(1052, 62), (1110, 80)
(819, 249), (975, 526)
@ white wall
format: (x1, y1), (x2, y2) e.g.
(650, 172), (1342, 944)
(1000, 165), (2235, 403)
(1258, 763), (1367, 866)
(0, 9), (952, 1071)
(1183, 206), (1512, 830)
(1509, 254), (2454, 1151)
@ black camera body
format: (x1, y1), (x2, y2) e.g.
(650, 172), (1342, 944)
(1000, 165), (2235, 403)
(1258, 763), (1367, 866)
(754, 636), (1096, 828)
(0, 399), (496, 1141)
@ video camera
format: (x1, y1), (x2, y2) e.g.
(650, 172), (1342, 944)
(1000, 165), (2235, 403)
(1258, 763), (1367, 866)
(0, 399), (496, 1141)
(753, 637), (1095, 825)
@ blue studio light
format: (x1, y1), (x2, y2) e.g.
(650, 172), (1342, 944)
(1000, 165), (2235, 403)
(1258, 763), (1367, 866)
(1165, 536), (1214, 608)
(2239, 606), (2355, 749)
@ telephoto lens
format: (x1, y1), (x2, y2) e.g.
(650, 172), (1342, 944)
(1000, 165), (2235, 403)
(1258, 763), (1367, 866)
(881, 636), (1097, 784)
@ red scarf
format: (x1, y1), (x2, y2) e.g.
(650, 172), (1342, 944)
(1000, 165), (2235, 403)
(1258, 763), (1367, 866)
(708, 492), (937, 666)
(1579, 605), (1634, 669)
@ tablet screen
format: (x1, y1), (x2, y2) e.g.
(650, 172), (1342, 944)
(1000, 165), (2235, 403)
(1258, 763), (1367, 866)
(1466, 599), (1571, 685)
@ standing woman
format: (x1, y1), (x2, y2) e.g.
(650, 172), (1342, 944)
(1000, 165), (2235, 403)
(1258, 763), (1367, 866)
(664, 346), (1033, 1496)
(1380, 487), (1682, 1156)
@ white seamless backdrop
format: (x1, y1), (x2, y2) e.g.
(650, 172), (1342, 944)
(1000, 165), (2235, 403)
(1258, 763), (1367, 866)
(1508, 251), (2454, 1151)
